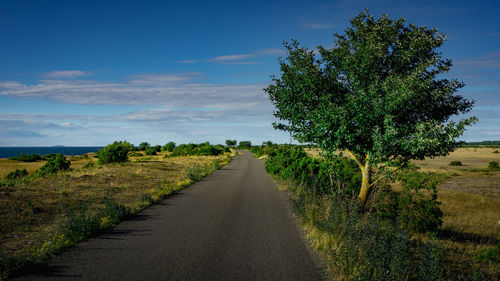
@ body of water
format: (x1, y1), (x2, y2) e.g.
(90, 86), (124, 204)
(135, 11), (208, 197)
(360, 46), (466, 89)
(0, 147), (103, 158)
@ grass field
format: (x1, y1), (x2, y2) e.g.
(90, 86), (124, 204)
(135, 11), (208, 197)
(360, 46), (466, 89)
(0, 150), (233, 279)
(411, 148), (500, 242)
(304, 147), (500, 279)
(413, 148), (500, 278)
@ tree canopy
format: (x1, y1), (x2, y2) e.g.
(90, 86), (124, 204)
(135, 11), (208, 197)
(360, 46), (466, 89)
(264, 11), (476, 202)
(139, 142), (150, 151)
(238, 141), (252, 149)
(162, 142), (176, 152)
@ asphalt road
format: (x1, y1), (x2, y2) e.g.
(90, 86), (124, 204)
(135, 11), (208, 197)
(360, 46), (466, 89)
(15, 151), (323, 281)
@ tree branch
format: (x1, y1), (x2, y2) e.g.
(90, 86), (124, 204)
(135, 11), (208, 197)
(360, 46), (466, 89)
(368, 161), (406, 188)
(345, 149), (363, 167)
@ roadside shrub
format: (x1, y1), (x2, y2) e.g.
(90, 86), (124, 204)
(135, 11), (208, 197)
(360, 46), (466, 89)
(371, 170), (445, 234)
(449, 160), (463, 166)
(140, 194), (153, 204)
(145, 147), (157, 155)
(186, 166), (204, 181)
(62, 199), (129, 241)
(332, 217), (414, 280)
(5, 169), (28, 181)
(297, 189), (442, 280)
(264, 145), (361, 196)
(170, 143), (224, 157)
(238, 141), (252, 149)
(215, 144), (231, 153)
(493, 150), (499, 154)
(328, 156), (362, 197)
(215, 144), (230, 153)
(38, 154), (71, 175)
(251, 145), (277, 158)
(211, 159), (221, 170)
(251, 146), (262, 156)
(8, 153), (42, 162)
(138, 142), (150, 151)
(197, 143), (223, 156)
(185, 160), (222, 182)
(171, 143), (195, 156)
(391, 170), (443, 233)
(162, 142), (176, 152)
(488, 161), (499, 170)
(97, 141), (132, 164)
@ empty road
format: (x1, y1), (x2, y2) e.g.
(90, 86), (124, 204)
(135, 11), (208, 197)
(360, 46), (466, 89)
(15, 151), (323, 281)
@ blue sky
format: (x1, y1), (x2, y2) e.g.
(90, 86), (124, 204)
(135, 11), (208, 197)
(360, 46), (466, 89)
(0, 0), (499, 146)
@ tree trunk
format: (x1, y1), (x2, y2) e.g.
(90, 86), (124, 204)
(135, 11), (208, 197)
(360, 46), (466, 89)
(358, 162), (370, 203)
(345, 150), (371, 204)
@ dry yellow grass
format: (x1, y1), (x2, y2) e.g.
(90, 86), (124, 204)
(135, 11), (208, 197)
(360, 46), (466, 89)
(0, 151), (231, 258)
(413, 148), (500, 244)
(440, 191), (500, 239)
(0, 159), (45, 178)
(304, 147), (322, 158)
(414, 147), (500, 173)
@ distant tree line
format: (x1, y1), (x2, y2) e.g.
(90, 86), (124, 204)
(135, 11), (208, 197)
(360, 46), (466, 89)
(462, 140), (500, 147)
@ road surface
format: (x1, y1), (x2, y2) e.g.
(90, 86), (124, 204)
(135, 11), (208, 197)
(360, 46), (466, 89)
(15, 151), (323, 281)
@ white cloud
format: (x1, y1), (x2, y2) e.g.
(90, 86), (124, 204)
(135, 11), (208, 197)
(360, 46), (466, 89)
(127, 73), (202, 85)
(0, 74), (269, 108)
(43, 70), (88, 79)
(0, 104), (288, 146)
(456, 51), (500, 69)
(484, 131), (500, 135)
(208, 54), (254, 62)
(178, 48), (286, 64)
(0, 70), (297, 146)
(255, 48), (286, 56)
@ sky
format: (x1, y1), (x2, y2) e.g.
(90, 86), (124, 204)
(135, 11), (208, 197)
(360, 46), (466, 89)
(0, 0), (499, 147)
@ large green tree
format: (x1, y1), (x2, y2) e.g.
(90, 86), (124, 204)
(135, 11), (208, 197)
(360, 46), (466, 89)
(265, 11), (476, 203)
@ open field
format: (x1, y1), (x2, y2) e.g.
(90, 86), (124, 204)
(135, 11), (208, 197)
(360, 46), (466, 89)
(414, 148), (500, 195)
(0, 150), (232, 278)
(412, 148), (500, 242)
(414, 148), (500, 278)
(304, 147), (500, 278)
